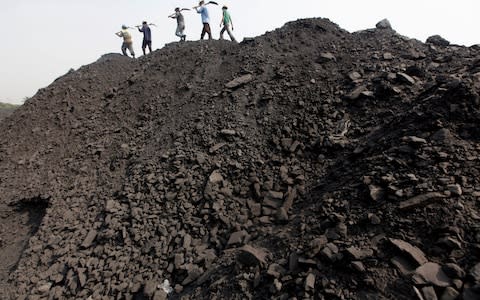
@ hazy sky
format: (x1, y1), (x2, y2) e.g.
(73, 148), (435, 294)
(1, 0), (478, 104)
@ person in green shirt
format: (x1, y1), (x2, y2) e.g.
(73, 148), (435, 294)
(219, 6), (237, 42)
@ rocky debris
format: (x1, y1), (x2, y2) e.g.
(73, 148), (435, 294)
(0, 17), (479, 300)
(399, 192), (446, 210)
(431, 128), (454, 143)
(80, 229), (97, 248)
(389, 238), (428, 266)
(376, 18), (392, 30)
(237, 245), (269, 268)
(391, 256), (417, 276)
(421, 286), (438, 300)
(397, 72), (416, 85)
(346, 85), (369, 100)
(463, 286), (480, 300)
(305, 273), (316, 291)
(225, 74), (253, 89)
(348, 71), (362, 81)
(143, 280), (157, 298)
(351, 261), (366, 272)
(443, 263), (466, 279)
(317, 52), (336, 63)
(383, 52), (394, 60)
(413, 262), (452, 287)
(441, 287), (459, 300)
(309, 236), (328, 257)
(427, 35), (450, 46)
(402, 135), (427, 144)
(227, 230), (249, 246)
(345, 247), (374, 260)
(446, 183), (463, 196)
(321, 243), (340, 262)
(470, 263), (480, 282)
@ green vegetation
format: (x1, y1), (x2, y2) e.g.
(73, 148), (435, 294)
(0, 102), (19, 109)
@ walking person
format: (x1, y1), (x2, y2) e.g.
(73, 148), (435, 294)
(115, 25), (135, 58)
(137, 21), (152, 55)
(219, 6), (237, 42)
(194, 1), (212, 40)
(168, 8), (187, 41)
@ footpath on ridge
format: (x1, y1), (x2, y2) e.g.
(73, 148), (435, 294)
(0, 18), (480, 300)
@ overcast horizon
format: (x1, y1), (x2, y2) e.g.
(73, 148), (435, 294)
(1, 0), (479, 104)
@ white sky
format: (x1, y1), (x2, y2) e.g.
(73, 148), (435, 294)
(0, 0), (478, 104)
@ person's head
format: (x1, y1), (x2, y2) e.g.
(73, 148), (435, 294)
(142, 21), (147, 26)
(199, 1), (204, 6)
(175, 7), (180, 12)
(122, 25), (127, 29)
(222, 6), (228, 10)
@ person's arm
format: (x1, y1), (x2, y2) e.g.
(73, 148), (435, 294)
(137, 26), (143, 32)
(115, 31), (122, 37)
(219, 15), (224, 27)
(168, 13), (176, 18)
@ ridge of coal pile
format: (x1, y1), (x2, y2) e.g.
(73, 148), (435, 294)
(1, 18), (480, 300)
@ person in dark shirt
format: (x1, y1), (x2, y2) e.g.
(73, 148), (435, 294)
(137, 21), (152, 55)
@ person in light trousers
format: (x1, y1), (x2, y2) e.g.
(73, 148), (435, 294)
(169, 8), (187, 41)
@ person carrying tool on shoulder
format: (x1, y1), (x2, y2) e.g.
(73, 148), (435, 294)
(169, 8), (187, 41)
(194, 1), (212, 40)
(219, 6), (237, 42)
(115, 25), (135, 58)
(136, 21), (152, 55)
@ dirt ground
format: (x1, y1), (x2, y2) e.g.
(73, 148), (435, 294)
(0, 18), (479, 300)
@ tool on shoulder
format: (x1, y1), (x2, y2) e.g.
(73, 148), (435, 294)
(169, 8), (190, 18)
(193, 1), (218, 9)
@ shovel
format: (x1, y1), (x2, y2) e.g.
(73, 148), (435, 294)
(193, 1), (218, 9)
(169, 8), (190, 17)
(169, 9), (190, 18)
(135, 23), (157, 28)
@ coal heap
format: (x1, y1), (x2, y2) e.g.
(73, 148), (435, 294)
(1, 18), (480, 300)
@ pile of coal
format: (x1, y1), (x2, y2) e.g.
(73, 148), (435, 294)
(0, 18), (479, 300)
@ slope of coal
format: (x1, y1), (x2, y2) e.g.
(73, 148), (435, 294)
(1, 18), (480, 300)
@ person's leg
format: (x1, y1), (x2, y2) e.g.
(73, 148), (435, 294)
(148, 41), (152, 53)
(226, 25), (237, 42)
(128, 43), (135, 58)
(201, 23), (207, 40)
(205, 23), (212, 40)
(181, 25), (186, 40)
(176, 26), (182, 37)
(142, 40), (147, 56)
(121, 43), (127, 56)
(220, 26), (226, 40)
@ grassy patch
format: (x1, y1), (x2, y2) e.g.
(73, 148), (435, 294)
(0, 102), (19, 109)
